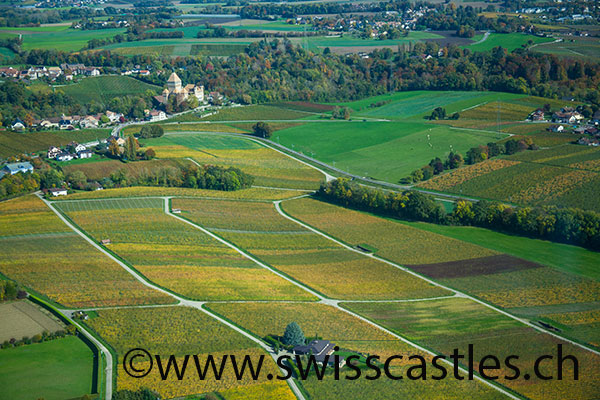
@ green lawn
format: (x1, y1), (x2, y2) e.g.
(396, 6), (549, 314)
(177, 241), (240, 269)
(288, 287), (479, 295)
(332, 90), (525, 120)
(275, 121), (503, 181)
(400, 220), (600, 281)
(0, 26), (126, 52)
(59, 75), (161, 105)
(0, 336), (95, 400)
(465, 32), (553, 52)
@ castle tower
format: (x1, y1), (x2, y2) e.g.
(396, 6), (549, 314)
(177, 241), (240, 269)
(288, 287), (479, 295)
(167, 72), (182, 93)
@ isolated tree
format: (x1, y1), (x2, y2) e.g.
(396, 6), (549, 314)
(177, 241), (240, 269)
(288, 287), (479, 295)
(144, 148), (156, 160)
(108, 140), (120, 157)
(282, 322), (305, 346)
(253, 121), (272, 138)
(140, 125), (164, 139)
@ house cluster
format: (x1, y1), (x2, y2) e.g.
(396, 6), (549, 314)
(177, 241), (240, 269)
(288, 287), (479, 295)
(552, 107), (584, 124)
(0, 161), (34, 180)
(10, 111), (124, 132)
(47, 142), (93, 162)
(153, 72), (205, 106)
(292, 340), (346, 367)
(0, 64), (100, 82)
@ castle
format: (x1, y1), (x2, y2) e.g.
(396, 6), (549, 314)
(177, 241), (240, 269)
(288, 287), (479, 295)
(154, 72), (204, 106)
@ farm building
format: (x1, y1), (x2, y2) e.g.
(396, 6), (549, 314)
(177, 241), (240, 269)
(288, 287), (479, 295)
(2, 162), (34, 175)
(48, 188), (68, 196)
(77, 149), (93, 159)
(11, 118), (25, 130)
(56, 152), (74, 162)
(293, 340), (345, 367)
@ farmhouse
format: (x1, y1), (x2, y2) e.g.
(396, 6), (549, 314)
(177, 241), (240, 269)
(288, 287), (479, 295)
(529, 110), (545, 121)
(69, 142), (87, 153)
(56, 152), (74, 162)
(154, 72), (204, 106)
(77, 149), (93, 159)
(48, 188), (68, 196)
(11, 118), (25, 131)
(47, 146), (61, 159)
(148, 110), (167, 122)
(2, 162), (34, 175)
(293, 340), (346, 367)
(80, 115), (99, 129)
(547, 125), (564, 132)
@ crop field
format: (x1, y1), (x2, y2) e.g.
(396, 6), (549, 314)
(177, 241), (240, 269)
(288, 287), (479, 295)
(57, 198), (314, 301)
(343, 298), (600, 400)
(85, 306), (294, 399)
(281, 197), (496, 264)
(0, 300), (63, 342)
(275, 121), (502, 181)
(0, 336), (95, 400)
(191, 43), (249, 56)
(202, 105), (312, 121)
(61, 157), (191, 182)
(53, 186), (310, 201)
(0, 129), (109, 158)
(145, 133), (325, 189)
(124, 123), (246, 135)
(59, 76), (161, 105)
(207, 302), (505, 399)
(0, 195), (172, 308)
(0, 25), (126, 52)
(419, 145), (600, 212)
(464, 32), (553, 52)
(532, 35), (600, 62)
(174, 197), (449, 300)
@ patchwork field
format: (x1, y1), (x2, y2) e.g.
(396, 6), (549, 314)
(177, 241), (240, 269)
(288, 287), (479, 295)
(343, 298), (600, 400)
(85, 306), (295, 399)
(419, 145), (600, 212)
(207, 302), (506, 400)
(173, 198), (449, 300)
(0, 195), (172, 308)
(56, 197), (314, 301)
(282, 197), (600, 348)
(145, 133), (325, 189)
(59, 76), (161, 106)
(61, 157), (191, 182)
(0, 336), (95, 400)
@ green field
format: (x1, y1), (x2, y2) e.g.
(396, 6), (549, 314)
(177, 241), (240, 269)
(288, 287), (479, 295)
(0, 336), (94, 400)
(275, 121), (503, 181)
(0, 26), (126, 52)
(59, 75), (161, 105)
(0, 129), (109, 158)
(465, 32), (553, 52)
(532, 36), (600, 62)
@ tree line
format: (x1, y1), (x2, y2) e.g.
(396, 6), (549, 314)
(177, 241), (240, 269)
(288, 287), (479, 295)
(318, 179), (600, 251)
(402, 138), (537, 184)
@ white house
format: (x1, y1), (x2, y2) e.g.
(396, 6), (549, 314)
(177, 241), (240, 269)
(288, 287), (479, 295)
(80, 116), (99, 129)
(47, 146), (61, 159)
(77, 149), (93, 159)
(56, 152), (74, 162)
(105, 111), (122, 123)
(48, 188), (68, 196)
(11, 119), (25, 130)
(148, 110), (167, 122)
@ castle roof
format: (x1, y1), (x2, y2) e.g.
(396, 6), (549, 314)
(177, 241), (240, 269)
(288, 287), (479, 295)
(167, 72), (181, 83)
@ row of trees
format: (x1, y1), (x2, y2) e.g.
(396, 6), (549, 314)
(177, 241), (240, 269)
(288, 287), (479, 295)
(402, 138), (536, 184)
(104, 163), (254, 191)
(318, 179), (600, 251)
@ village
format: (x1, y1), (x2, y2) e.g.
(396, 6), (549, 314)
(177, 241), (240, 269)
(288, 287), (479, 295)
(528, 106), (600, 146)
